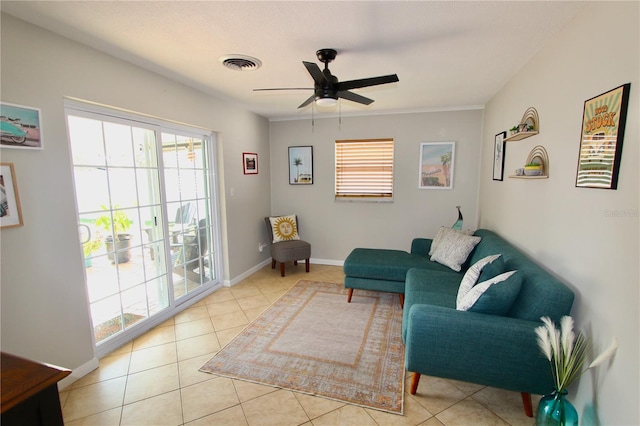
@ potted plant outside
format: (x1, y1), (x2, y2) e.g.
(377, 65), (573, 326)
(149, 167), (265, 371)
(96, 206), (133, 264)
(82, 238), (102, 267)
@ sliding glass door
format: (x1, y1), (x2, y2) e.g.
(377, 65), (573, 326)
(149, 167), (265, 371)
(66, 103), (220, 352)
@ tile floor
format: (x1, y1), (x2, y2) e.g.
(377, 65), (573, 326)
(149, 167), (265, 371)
(59, 264), (538, 426)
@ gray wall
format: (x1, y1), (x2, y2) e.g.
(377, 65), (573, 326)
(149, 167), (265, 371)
(0, 14), (271, 371)
(479, 3), (638, 424)
(269, 109), (484, 261)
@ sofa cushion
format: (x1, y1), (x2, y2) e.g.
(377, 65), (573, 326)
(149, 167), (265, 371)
(269, 215), (300, 242)
(430, 232), (481, 272)
(344, 248), (456, 282)
(456, 254), (502, 307)
(457, 270), (523, 315)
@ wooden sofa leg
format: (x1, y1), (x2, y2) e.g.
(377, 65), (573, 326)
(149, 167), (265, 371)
(399, 293), (404, 308)
(347, 288), (353, 303)
(305, 258), (310, 272)
(410, 372), (421, 394)
(280, 262), (285, 277)
(521, 392), (533, 417)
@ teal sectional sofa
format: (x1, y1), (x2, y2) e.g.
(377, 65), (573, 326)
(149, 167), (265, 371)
(343, 228), (575, 416)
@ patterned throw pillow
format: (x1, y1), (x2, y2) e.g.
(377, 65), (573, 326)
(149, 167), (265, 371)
(429, 227), (475, 256)
(269, 215), (300, 243)
(430, 231), (481, 272)
(456, 254), (502, 307)
(457, 270), (523, 315)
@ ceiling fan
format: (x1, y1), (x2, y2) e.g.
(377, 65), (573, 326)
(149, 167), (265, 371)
(254, 49), (399, 109)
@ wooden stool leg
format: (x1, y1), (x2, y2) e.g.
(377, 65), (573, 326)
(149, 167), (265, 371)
(280, 262), (285, 277)
(305, 258), (310, 272)
(294, 260), (298, 266)
(410, 372), (421, 394)
(271, 259), (276, 269)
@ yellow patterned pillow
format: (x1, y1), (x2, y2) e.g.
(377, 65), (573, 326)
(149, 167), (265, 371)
(269, 215), (300, 243)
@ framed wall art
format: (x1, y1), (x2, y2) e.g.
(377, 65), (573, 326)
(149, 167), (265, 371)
(493, 131), (507, 181)
(0, 163), (24, 228)
(418, 142), (455, 189)
(0, 102), (43, 150)
(288, 146), (313, 185)
(243, 152), (258, 175)
(576, 83), (630, 189)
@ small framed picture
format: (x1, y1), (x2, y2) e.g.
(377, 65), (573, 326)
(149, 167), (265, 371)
(0, 163), (24, 228)
(288, 146), (313, 185)
(1, 102), (43, 150)
(418, 142), (455, 189)
(493, 131), (507, 181)
(243, 152), (258, 175)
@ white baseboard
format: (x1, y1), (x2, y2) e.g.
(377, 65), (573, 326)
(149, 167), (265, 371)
(58, 357), (99, 390)
(225, 258), (344, 287)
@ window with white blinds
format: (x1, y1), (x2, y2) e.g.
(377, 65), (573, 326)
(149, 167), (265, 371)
(335, 138), (394, 200)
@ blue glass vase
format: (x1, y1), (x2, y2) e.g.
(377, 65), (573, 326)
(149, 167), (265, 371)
(536, 388), (578, 426)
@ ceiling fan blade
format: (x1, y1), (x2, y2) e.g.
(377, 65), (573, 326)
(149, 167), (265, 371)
(337, 74), (399, 91)
(253, 88), (312, 92)
(338, 90), (374, 105)
(303, 61), (327, 84)
(298, 95), (316, 109)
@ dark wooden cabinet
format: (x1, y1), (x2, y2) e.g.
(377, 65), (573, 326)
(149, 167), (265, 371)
(1, 352), (71, 426)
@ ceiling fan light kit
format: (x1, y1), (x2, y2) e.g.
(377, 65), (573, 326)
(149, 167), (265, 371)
(254, 48), (399, 110)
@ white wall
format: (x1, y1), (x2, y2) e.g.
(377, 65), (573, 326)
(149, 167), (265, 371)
(270, 109), (484, 261)
(479, 3), (638, 424)
(0, 14), (271, 371)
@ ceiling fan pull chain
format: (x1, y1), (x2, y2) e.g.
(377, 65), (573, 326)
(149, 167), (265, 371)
(339, 99), (342, 130)
(311, 102), (315, 133)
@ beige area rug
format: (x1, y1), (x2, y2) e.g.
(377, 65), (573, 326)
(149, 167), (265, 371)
(200, 280), (405, 414)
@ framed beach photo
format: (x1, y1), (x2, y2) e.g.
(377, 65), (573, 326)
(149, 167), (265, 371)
(243, 152), (258, 174)
(0, 102), (43, 150)
(576, 83), (631, 189)
(493, 131), (507, 181)
(418, 142), (455, 189)
(0, 163), (24, 228)
(288, 146), (313, 185)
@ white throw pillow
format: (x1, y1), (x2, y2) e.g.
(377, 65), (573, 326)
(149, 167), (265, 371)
(429, 227), (474, 256)
(456, 254), (502, 307)
(269, 215), (300, 242)
(430, 232), (481, 272)
(456, 270), (521, 314)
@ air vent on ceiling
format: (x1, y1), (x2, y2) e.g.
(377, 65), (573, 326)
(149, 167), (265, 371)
(220, 55), (262, 71)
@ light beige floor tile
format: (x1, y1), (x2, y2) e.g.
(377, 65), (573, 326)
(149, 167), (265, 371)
(179, 353), (218, 387)
(472, 387), (537, 426)
(120, 389), (183, 425)
(175, 317), (215, 340)
(64, 407), (122, 425)
(110, 341), (133, 356)
(185, 404), (248, 425)
(202, 287), (236, 304)
(437, 397), (509, 426)
(206, 298), (242, 316)
(174, 305), (210, 324)
(311, 403), (378, 426)
(262, 289), (287, 303)
(176, 332), (220, 361)
(210, 310), (249, 331)
(410, 375), (468, 415)
(181, 377), (240, 423)
(232, 379), (279, 403)
(123, 363), (179, 404)
(367, 393), (434, 425)
(447, 378), (486, 396)
(243, 305), (268, 321)
(71, 352), (131, 388)
(62, 376), (127, 422)
(419, 417), (446, 426)
(132, 324), (176, 350)
(236, 293), (271, 310)
(294, 393), (346, 420)
(128, 342), (178, 374)
(216, 325), (245, 347)
(242, 389), (310, 426)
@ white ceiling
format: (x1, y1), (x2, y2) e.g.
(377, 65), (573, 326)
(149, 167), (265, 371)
(1, 1), (588, 120)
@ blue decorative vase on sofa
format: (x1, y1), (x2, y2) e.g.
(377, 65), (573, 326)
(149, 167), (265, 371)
(536, 388), (578, 426)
